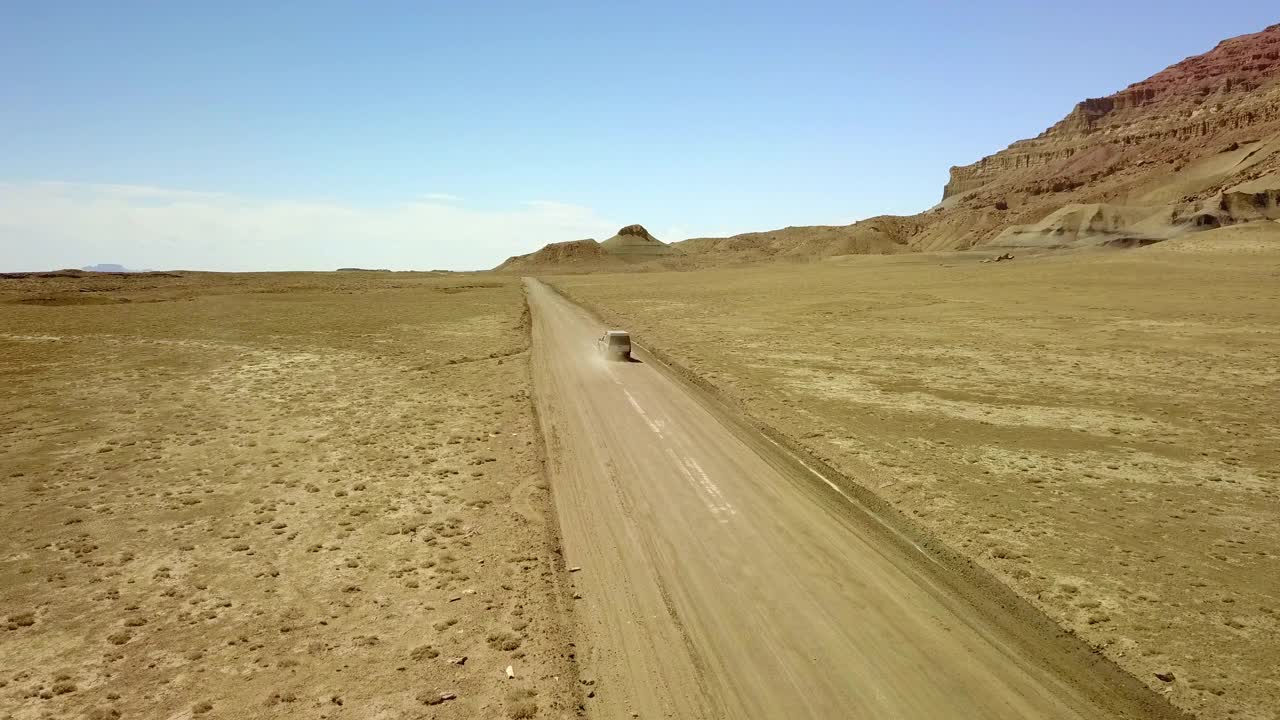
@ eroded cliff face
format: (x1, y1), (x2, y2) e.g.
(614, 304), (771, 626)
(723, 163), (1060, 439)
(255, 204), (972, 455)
(498, 25), (1280, 268)
(925, 23), (1280, 249)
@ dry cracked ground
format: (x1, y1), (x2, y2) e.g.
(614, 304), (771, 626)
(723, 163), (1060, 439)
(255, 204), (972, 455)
(0, 272), (577, 720)
(551, 232), (1280, 720)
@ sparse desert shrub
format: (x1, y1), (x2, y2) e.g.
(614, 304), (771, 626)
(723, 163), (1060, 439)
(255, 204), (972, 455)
(506, 687), (537, 718)
(410, 644), (439, 661)
(487, 629), (523, 651)
(988, 545), (1020, 560)
(5, 612), (35, 630)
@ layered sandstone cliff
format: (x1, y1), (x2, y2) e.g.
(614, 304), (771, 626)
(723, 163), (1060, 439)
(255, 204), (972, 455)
(498, 24), (1280, 270)
(930, 23), (1280, 249)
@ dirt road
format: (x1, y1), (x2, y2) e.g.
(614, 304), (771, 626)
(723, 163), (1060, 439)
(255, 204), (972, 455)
(526, 278), (1179, 720)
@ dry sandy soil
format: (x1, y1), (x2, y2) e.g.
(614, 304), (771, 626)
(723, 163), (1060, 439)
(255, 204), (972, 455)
(549, 227), (1280, 720)
(0, 272), (578, 720)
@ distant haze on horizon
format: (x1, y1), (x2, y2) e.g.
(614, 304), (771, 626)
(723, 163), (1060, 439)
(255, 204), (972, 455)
(2, 2), (1276, 272)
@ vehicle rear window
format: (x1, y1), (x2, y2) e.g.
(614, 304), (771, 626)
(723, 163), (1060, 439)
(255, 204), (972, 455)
(609, 335), (629, 346)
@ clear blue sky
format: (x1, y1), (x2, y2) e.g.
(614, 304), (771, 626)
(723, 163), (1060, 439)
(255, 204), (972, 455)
(2, 2), (1275, 270)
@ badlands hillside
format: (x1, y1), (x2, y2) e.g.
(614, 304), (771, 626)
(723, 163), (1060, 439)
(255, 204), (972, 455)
(495, 224), (679, 272)
(928, 21), (1280, 250)
(499, 22), (1280, 269)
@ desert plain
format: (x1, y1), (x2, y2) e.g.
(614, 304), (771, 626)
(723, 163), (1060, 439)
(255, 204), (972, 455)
(1, 227), (1278, 720)
(0, 272), (578, 720)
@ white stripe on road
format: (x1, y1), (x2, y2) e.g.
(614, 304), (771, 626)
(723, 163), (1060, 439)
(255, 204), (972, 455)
(618, 372), (735, 522)
(665, 448), (737, 522)
(623, 389), (663, 436)
(684, 457), (737, 517)
(629, 338), (937, 565)
(666, 448), (723, 520)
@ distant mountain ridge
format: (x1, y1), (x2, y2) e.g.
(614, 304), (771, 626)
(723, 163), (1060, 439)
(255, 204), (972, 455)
(496, 23), (1280, 271)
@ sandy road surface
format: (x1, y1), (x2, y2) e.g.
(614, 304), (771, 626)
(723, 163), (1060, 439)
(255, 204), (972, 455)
(525, 278), (1181, 720)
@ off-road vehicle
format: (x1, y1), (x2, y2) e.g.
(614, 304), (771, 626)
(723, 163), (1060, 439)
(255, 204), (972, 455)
(597, 330), (631, 360)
